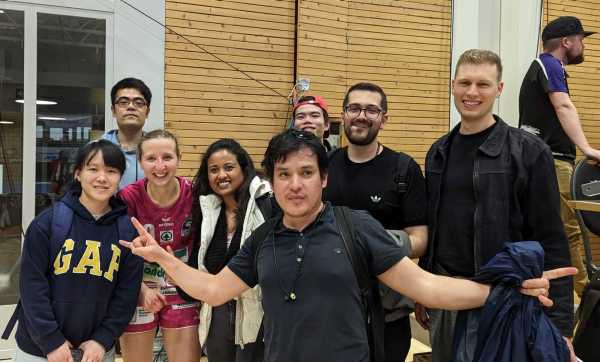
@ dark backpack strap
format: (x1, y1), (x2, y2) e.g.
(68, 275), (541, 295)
(51, 202), (74, 245)
(1, 301), (20, 339)
(333, 206), (385, 362)
(394, 153), (412, 195)
(255, 193), (281, 221)
(116, 213), (134, 243)
(3, 202), (75, 340)
(333, 206), (370, 291)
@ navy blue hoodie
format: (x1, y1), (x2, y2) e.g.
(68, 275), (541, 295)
(16, 190), (143, 356)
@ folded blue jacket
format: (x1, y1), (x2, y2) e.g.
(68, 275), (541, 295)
(453, 241), (569, 362)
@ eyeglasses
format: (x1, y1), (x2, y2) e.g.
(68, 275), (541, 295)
(114, 97), (147, 108)
(344, 104), (383, 120)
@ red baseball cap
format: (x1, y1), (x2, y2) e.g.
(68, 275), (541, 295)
(293, 96), (329, 114)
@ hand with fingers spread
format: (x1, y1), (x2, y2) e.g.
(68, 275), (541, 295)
(79, 340), (105, 362)
(140, 283), (167, 313)
(120, 217), (169, 263)
(519, 266), (578, 307)
(47, 341), (73, 362)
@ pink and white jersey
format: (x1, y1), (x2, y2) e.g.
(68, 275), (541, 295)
(120, 177), (194, 269)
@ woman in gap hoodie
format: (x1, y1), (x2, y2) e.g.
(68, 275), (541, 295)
(15, 140), (143, 362)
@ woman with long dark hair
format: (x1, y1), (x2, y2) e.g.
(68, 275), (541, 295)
(186, 139), (271, 362)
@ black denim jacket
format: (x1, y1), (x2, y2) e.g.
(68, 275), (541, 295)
(421, 116), (574, 336)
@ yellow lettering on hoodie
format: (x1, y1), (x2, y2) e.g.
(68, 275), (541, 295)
(53, 239), (75, 275)
(103, 244), (121, 281)
(73, 240), (102, 276)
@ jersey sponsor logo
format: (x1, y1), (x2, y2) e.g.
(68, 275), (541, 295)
(172, 247), (189, 262)
(143, 263), (166, 279)
(130, 306), (156, 325)
(53, 239), (121, 281)
(171, 302), (200, 310)
(144, 224), (155, 239)
(370, 195), (382, 203)
(160, 230), (174, 243)
(159, 219), (174, 229)
(160, 285), (178, 296)
(181, 218), (192, 237)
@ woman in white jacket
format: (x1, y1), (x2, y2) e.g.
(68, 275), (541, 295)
(180, 138), (272, 362)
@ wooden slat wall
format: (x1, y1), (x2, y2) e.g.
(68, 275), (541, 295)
(164, 0), (296, 177)
(296, 0), (452, 165)
(545, 0), (600, 263)
(164, 0), (452, 176)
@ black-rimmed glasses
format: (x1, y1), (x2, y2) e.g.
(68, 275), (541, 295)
(344, 104), (383, 121)
(114, 97), (147, 108)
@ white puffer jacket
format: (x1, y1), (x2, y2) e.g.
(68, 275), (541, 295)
(197, 176), (271, 348)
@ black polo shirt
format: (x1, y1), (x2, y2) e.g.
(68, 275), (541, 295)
(227, 203), (407, 362)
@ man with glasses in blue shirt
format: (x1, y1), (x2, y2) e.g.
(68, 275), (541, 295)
(102, 77), (152, 189)
(324, 82), (428, 362)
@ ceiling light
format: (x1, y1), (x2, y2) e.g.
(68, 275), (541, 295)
(15, 99), (58, 105)
(38, 116), (66, 121)
(0, 121), (15, 125)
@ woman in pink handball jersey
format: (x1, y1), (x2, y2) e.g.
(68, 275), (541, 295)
(118, 130), (200, 362)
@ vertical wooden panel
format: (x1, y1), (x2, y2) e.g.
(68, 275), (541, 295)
(296, 0), (452, 166)
(545, 0), (600, 263)
(164, 0), (296, 176)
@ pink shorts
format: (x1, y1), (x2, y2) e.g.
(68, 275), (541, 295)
(124, 283), (200, 333)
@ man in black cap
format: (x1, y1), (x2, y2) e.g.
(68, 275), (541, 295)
(519, 16), (597, 303)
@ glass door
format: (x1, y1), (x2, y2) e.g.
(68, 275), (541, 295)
(35, 13), (107, 215)
(0, 8), (24, 305)
(0, 6), (110, 354)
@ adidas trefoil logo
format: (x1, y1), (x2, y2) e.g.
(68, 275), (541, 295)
(370, 195), (382, 203)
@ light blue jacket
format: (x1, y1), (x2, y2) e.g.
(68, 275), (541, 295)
(102, 130), (144, 189)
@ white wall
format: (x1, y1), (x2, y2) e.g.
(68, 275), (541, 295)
(109, 0), (165, 131)
(450, 0), (542, 128)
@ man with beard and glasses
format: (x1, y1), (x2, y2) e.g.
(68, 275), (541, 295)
(519, 16), (598, 297)
(323, 82), (428, 362)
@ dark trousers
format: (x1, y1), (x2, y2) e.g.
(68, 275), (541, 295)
(205, 302), (264, 362)
(384, 316), (411, 362)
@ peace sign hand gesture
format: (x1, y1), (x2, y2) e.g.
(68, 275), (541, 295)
(120, 217), (168, 263)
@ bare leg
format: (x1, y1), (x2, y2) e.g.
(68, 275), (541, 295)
(163, 327), (201, 362)
(120, 331), (156, 362)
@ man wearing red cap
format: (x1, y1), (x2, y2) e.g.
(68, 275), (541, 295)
(519, 16), (599, 297)
(292, 95), (334, 151)
(324, 82), (428, 362)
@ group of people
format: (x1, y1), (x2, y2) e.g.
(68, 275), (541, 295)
(12, 15), (597, 362)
